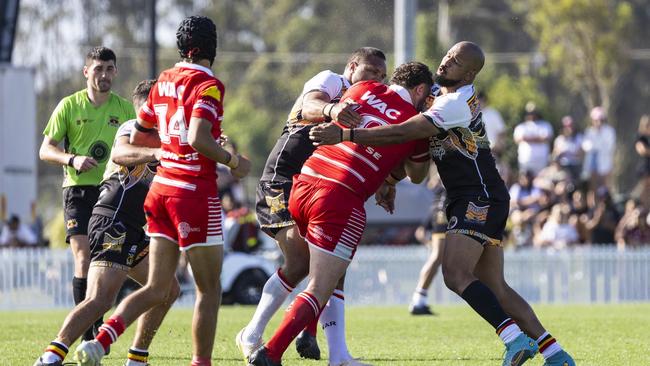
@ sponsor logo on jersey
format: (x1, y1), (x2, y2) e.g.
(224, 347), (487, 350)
(158, 81), (185, 99)
(108, 116), (120, 127)
(178, 222), (200, 239)
(360, 91), (401, 120)
(89, 140), (110, 163)
(464, 202), (489, 225)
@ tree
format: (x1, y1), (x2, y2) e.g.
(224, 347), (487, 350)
(512, 0), (633, 112)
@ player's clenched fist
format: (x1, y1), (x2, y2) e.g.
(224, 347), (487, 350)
(230, 155), (252, 179)
(309, 122), (343, 146)
(330, 101), (361, 128)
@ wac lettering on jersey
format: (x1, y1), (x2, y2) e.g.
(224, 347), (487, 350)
(158, 81), (185, 99)
(359, 91), (401, 120)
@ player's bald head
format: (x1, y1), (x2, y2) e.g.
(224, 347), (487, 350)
(454, 41), (484, 74)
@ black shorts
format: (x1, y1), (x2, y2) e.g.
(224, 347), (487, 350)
(88, 214), (149, 271)
(255, 180), (295, 238)
(63, 185), (100, 241)
(445, 196), (508, 247)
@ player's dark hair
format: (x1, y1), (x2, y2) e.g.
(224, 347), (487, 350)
(176, 15), (217, 66)
(85, 46), (116, 66)
(132, 79), (156, 107)
(348, 47), (386, 64)
(390, 62), (433, 89)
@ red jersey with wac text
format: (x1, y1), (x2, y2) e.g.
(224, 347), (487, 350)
(138, 62), (225, 198)
(302, 80), (429, 200)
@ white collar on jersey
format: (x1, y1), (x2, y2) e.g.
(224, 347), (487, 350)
(175, 62), (214, 77)
(388, 84), (414, 106)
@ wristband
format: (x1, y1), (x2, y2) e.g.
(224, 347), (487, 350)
(226, 153), (240, 169)
(67, 155), (76, 167)
(134, 121), (155, 132)
(385, 173), (401, 186)
(350, 128), (355, 143)
(342, 129), (351, 142)
(324, 103), (334, 119)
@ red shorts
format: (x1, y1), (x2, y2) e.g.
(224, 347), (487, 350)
(289, 174), (366, 261)
(144, 190), (223, 250)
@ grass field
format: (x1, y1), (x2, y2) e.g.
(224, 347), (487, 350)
(3, 304), (649, 365)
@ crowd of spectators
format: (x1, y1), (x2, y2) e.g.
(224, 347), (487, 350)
(503, 104), (650, 250)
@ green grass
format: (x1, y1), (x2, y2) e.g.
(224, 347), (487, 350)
(3, 304), (649, 365)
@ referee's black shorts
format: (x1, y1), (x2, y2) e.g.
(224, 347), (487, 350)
(63, 185), (100, 242)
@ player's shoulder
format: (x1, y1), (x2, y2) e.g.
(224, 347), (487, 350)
(346, 80), (386, 96)
(433, 85), (479, 117)
(116, 119), (137, 135)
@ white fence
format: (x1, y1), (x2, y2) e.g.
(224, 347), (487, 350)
(1, 246), (649, 309)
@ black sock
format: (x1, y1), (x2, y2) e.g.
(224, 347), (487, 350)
(460, 280), (509, 329)
(72, 276), (87, 305)
(73, 276), (103, 341)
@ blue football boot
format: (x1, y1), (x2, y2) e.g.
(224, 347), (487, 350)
(543, 350), (576, 366)
(502, 333), (539, 366)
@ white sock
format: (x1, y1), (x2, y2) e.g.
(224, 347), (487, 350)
(536, 332), (563, 359)
(497, 319), (523, 344)
(125, 347), (149, 366)
(242, 270), (293, 344)
(125, 359), (148, 366)
(320, 289), (353, 364)
(41, 351), (63, 363)
(411, 288), (428, 307)
(41, 341), (68, 363)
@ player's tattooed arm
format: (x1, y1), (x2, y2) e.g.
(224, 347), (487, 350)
(310, 114), (440, 146)
(302, 91), (361, 128)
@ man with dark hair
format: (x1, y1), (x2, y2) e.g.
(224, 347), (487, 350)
(237, 47), (386, 366)
(34, 80), (179, 366)
(75, 16), (251, 366)
(39, 46), (135, 344)
(311, 41), (576, 366)
(248, 62), (432, 366)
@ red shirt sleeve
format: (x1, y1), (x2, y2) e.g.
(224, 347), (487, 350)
(410, 139), (430, 162)
(137, 85), (157, 128)
(191, 82), (224, 124)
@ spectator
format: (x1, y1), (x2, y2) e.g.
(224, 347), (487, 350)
(584, 187), (620, 244)
(569, 188), (589, 243)
(509, 170), (542, 212)
(581, 106), (616, 189)
(536, 203), (579, 249)
(513, 103), (554, 176)
(615, 199), (650, 249)
(0, 215), (38, 248)
(552, 115), (584, 181)
(534, 157), (571, 192)
(632, 115), (650, 209)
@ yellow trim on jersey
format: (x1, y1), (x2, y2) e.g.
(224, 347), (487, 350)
(201, 86), (221, 101)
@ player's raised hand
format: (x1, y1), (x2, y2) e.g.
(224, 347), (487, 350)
(330, 101), (361, 128)
(231, 155), (251, 179)
(73, 156), (98, 172)
(375, 181), (396, 214)
(309, 122), (343, 146)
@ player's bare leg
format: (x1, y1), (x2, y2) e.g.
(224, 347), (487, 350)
(474, 245), (575, 365)
(410, 235), (444, 315)
(185, 244), (224, 364)
(441, 233), (536, 366)
(250, 245), (350, 365)
(238, 225), (309, 357)
(125, 258), (181, 366)
(34, 265), (126, 365)
(69, 234), (101, 342)
(75, 237), (179, 365)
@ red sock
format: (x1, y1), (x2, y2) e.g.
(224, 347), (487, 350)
(266, 291), (321, 362)
(190, 355), (211, 366)
(304, 315), (318, 336)
(95, 315), (125, 352)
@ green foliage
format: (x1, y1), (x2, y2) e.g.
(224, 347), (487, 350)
(514, 0), (633, 111)
(7, 304), (650, 365)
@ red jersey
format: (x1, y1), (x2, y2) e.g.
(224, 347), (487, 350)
(303, 81), (429, 199)
(138, 62), (225, 197)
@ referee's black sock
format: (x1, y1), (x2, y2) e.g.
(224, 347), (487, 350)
(73, 276), (104, 342)
(460, 280), (510, 329)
